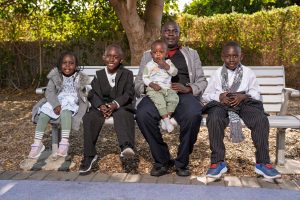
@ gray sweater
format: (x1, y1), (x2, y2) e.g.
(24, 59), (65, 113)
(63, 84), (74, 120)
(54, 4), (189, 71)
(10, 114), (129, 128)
(135, 47), (207, 100)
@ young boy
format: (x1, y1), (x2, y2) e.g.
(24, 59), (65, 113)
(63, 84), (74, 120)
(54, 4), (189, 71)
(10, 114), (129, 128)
(79, 44), (135, 175)
(143, 40), (179, 133)
(202, 41), (281, 179)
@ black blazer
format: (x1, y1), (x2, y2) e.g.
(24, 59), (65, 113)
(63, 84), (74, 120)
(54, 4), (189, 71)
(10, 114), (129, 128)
(88, 66), (135, 112)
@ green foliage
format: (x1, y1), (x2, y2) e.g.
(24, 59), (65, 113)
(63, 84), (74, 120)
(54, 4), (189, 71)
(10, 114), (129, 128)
(178, 6), (300, 89)
(183, 0), (299, 16)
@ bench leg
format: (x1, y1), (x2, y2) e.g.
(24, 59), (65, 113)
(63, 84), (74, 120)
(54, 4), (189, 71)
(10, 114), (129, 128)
(275, 128), (286, 166)
(51, 124), (61, 154)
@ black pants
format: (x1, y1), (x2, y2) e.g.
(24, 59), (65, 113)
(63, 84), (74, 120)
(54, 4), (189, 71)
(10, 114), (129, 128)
(205, 101), (270, 164)
(136, 94), (203, 168)
(82, 107), (135, 157)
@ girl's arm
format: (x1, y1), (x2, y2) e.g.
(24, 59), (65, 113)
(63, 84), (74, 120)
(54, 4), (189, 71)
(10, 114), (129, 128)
(45, 79), (60, 109)
(89, 74), (105, 109)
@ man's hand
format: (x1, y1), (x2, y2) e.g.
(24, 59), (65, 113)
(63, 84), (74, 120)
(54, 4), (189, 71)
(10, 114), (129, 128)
(149, 82), (161, 91)
(53, 105), (61, 115)
(228, 93), (249, 107)
(171, 83), (192, 93)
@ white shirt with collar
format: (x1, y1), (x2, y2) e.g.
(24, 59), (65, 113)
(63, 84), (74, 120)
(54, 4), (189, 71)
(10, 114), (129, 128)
(203, 65), (261, 103)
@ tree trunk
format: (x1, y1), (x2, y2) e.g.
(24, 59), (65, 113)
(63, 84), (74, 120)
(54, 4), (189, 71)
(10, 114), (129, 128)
(109, 0), (164, 65)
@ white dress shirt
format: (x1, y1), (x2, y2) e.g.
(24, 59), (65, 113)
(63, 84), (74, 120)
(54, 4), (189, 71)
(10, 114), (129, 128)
(203, 65), (261, 103)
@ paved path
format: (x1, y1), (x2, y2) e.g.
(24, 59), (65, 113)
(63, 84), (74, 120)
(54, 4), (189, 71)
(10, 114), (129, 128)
(0, 170), (299, 199)
(1, 180), (300, 200)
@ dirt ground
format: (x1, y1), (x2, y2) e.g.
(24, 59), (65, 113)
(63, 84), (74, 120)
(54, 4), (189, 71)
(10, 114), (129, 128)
(0, 89), (299, 178)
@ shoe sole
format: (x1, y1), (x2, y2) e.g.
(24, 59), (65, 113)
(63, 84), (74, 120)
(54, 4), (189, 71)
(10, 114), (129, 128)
(79, 155), (98, 175)
(28, 145), (45, 159)
(120, 149), (135, 158)
(206, 166), (228, 179)
(255, 168), (281, 179)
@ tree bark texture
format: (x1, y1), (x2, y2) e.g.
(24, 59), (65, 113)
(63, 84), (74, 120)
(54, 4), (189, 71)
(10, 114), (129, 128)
(109, 0), (164, 65)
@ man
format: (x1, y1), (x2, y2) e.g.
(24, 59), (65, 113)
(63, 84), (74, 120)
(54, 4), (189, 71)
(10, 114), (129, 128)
(135, 21), (207, 177)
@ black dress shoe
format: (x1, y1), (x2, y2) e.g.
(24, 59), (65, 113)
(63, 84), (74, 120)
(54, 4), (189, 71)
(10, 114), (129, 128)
(176, 167), (190, 176)
(150, 160), (174, 177)
(150, 166), (168, 177)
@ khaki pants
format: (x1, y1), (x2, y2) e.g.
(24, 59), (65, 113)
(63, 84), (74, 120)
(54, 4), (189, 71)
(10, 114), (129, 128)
(146, 87), (179, 116)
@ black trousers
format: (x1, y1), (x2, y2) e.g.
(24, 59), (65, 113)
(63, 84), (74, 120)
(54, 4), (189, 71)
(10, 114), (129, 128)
(82, 107), (135, 157)
(136, 94), (203, 168)
(205, 101), (270, 164)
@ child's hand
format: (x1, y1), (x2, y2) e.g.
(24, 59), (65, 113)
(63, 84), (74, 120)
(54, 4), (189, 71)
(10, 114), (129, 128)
(156, 59), (170, 70)
(219, 92), (231, 105)
(228, 93), (248, 107)
(107, 103), (118, 112)
(149, 82), (161, 91)
(53, 105), (61, 115)
(99, 104), (111, 118)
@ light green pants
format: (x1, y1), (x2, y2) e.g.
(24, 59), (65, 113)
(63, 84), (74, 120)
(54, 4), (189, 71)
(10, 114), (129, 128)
(34, 110), (72, 140)
(146, 88), (179, 117)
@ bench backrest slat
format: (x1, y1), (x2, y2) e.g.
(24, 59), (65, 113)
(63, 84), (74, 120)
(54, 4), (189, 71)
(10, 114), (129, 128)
(81, 65), (285, 114)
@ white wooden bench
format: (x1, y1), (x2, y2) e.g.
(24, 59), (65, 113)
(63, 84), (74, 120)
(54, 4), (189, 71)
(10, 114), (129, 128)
(36, 65), (300, 166)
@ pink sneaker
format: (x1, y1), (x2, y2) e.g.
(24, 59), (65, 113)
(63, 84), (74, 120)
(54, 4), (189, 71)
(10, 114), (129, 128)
(57, 140), (69, 157)
(28, 143), (45, 159)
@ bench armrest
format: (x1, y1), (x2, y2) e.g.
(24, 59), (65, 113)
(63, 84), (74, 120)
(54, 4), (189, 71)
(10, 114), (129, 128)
(36, 87), (47, 95)
(279, 88), (300, 115)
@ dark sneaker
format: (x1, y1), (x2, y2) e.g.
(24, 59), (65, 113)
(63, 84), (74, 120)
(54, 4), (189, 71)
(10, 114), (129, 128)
(255, 163), (281, 179)
(79, 155), (98, 175)
(150, 160), (174, 177)
(206, 162), (228, 178)
(176, 167), (190, 176)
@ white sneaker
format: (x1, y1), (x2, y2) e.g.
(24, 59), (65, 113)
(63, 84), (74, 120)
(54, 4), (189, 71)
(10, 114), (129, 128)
(163, 118), (174, 133)
(120, 147), (135, 158)
(170, 118), (178, 126)
(28, 143), (45, 159)
(161, 120), (167, 130)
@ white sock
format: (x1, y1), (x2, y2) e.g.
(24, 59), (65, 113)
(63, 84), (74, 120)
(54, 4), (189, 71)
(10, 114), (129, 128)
(163, 118), (174, 133)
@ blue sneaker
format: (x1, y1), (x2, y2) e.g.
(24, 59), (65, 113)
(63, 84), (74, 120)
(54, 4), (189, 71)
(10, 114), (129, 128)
(206, 162), (228, 178)
(255, 163), (281, 179)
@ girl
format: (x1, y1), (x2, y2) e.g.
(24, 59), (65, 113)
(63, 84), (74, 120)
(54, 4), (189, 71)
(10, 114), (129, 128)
(29, 52), (89, 159)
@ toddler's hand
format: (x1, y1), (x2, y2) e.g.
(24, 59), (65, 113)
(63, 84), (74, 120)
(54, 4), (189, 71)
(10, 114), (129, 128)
(149, 82), (161, 91)
(53, 105), (61, 115)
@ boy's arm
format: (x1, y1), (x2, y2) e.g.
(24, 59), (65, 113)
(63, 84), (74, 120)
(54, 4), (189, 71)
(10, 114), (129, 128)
(114, 71), (135, 107)
(89, 74), (105, 109)
(247, 70), (261, 101)
(45, 79), (60, 109)
(202, 71), (223, 103)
